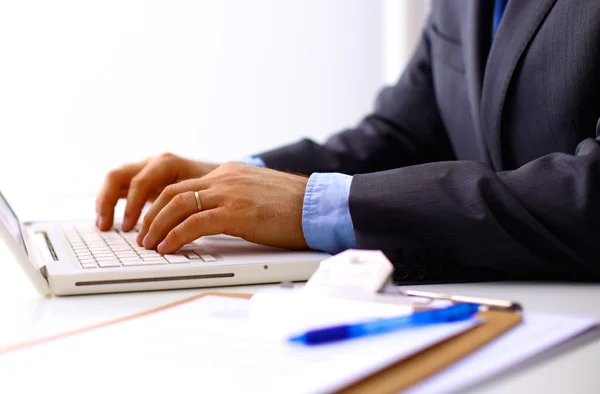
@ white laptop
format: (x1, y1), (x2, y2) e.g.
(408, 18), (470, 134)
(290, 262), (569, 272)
(0, 191), (329, 296)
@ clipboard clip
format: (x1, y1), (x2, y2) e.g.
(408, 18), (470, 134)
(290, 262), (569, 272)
(397, 289), (523, 312)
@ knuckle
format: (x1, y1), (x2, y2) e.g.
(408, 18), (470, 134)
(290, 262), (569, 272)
(105, 169), (122, 182)
(189, 213), (202, 227)
(218, 162), (244, 179)
(157, 152), (176, 162)
(163, 184), (178, 197)
(129, 175), (147, 189)
(168, 227), (181, 244)
(221, 161), (241, 172)
(172, 193), (187, 208)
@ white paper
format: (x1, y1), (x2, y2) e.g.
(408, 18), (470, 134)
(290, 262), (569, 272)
(405, 311), (599, 394)
(0, 295), (477, 394)
(249, 289), (414, 337)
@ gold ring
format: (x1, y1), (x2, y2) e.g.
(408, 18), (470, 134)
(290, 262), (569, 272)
(194, 191), (202, 212)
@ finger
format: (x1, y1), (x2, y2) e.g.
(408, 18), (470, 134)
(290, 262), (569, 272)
(122, 159), (172, 232)
(157, 208), (230, 254)
(96, 162), (144, 231)
(136, 178), (209, 244)
(142, 191), (204, 250)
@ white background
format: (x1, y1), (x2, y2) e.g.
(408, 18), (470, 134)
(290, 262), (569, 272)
(0, 0), (428, 201)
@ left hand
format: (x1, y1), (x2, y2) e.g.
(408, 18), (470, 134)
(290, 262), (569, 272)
(135, 162), (309, 254)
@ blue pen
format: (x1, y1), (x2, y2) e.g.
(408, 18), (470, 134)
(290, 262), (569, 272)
(289, 303), (480, 346)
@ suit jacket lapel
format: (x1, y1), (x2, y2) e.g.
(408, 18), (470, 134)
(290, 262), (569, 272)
(461, 0), (494, 165)
(480, 0), (558, 170)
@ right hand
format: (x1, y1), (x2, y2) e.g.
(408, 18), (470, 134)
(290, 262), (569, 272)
(95, 153), (219, 232)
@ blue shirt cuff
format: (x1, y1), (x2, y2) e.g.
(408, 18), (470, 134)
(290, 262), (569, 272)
(237, 156), (266, 168)
(302, 172), (356, 254)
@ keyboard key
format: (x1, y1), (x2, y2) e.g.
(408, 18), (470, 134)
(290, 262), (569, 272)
(178, 246), (194, 252)
(139, 249), (158, 253)
(141, 254), (166, 260)
(90, 247), (111, 253)
(121, 260), (152, 267)
(115, 252), (138, 258)
(121, 260), (144, 266)
(91, 251), (111, 257)
(140, 256), (162, 261)
(120, 257), (143, 262)
(93, 253), (115, 259)
(111, 246), (134, 253)
(107, 241), (129, 247)
(164, 254), (190, 264)
(198, 254), (217, 262)
(85, 241), (104, 246)
(123, 259), (166, 266)
(64, 225), (208, 269)
(137, 260), (168, 266)
(97, 260), (121, 268)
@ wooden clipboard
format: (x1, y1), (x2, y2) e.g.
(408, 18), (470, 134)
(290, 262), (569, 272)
(338, 308), (521, 393)
(0, 291), (521, 393)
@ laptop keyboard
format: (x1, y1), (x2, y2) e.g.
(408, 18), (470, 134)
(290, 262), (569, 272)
(63, 225), (217, 269)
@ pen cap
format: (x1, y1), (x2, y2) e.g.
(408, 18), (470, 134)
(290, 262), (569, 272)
(412, 303), (479, 324)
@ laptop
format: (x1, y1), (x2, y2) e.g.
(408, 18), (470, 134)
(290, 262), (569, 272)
(0, 191), (329, 296)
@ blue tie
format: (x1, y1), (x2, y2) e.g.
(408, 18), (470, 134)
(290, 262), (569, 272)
(493, 0), (508, 37)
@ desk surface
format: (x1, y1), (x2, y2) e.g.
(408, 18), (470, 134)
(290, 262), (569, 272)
(1, 240), (599, 393)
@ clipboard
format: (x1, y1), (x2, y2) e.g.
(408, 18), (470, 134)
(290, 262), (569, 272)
(337, 309), (521, 393)
(0, 291), (522, 393)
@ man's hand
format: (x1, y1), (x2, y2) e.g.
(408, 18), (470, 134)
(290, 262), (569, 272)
(135, 162), (309, 254)
(96, 153), (219, 232)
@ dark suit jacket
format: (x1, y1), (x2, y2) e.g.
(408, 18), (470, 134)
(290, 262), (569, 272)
(257, 0), (600, 282)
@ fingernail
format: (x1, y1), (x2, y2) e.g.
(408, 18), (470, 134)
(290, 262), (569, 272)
(157, 241), (167, 254)
(136, 231), (145, 245)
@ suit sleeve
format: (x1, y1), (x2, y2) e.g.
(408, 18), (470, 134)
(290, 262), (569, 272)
(350, 139), (600, 282)
(257, 24), (456, 176)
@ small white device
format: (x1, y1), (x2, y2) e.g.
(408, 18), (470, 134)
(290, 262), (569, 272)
(0, 190), (329, 296)
(303, 249), (394, 296)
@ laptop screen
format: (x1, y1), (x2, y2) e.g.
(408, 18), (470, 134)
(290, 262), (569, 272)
(0, 192), (28, 255)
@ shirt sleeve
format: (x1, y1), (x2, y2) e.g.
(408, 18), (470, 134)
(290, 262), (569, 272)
(237, 156), (266, 168)
(302, 172), (356, 254)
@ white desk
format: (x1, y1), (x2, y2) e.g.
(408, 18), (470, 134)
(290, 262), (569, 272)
(410, 282), (600, 394)
(0, 195), (599, 392)
(2, 247), (599, 393)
